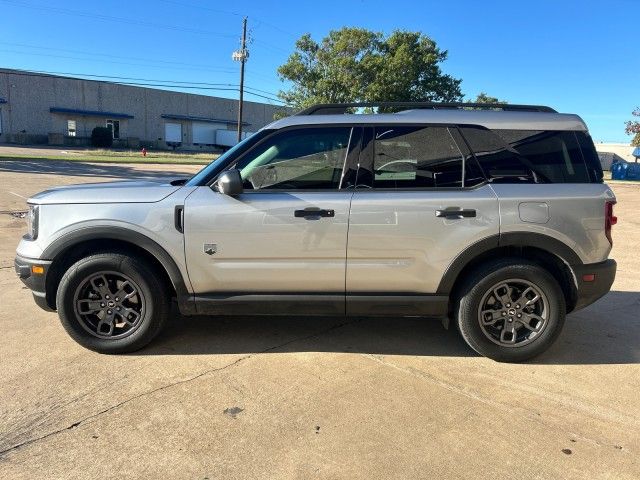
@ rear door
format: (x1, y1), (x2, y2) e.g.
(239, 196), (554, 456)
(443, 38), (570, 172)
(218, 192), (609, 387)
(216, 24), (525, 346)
(346, 125), (500, 314)
(183, 126), (359, 312)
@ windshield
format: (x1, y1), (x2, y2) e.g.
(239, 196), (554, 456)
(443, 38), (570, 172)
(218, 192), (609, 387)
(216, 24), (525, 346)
(186, 130), (271, 186)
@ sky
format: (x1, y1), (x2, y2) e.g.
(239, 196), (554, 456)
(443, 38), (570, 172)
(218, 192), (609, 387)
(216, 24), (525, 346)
(1, 0), (637, 142)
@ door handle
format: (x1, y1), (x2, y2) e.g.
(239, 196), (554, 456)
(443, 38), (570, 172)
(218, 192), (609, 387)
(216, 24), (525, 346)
(294, 208), (335, 219)
(435, 208), (476, 219)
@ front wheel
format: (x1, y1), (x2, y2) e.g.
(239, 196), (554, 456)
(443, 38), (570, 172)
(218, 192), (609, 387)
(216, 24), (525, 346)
(456, 259), (566, 362)
(56, 252), (170, 354)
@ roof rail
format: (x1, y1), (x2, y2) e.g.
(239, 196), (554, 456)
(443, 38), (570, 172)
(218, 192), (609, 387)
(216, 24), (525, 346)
(295, 102), (557, 115)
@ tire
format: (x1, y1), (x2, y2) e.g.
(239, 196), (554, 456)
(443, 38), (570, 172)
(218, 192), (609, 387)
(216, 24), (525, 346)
(455, 258), (566, 362)
(56, 252), (170, 354)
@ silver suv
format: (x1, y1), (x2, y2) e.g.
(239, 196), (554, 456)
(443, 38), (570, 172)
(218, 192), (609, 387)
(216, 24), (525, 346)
(15, 102), (617, 362)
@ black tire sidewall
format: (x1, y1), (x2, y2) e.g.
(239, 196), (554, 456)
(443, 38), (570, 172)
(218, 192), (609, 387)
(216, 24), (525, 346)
(457, 261), (566, 362)
(56, 253), (169, 354)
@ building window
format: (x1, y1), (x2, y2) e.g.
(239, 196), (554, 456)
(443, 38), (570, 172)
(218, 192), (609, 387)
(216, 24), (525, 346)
(106, 119), (120, 139)
(67, 120), (77, 137)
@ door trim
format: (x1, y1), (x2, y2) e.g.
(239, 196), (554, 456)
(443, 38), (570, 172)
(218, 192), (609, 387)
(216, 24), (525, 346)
(194, 293), (345, 316)
(346, 294), (448, 317)
(192, 293), (449, 317)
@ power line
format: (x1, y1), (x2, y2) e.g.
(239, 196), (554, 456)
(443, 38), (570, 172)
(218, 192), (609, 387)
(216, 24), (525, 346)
(156, 0), (299, 38)
(1, 68), (284, 103)
(0, 41), (237, 72)
(157, 0), (243, 17)
(24, 69), (282, 99)
(0, 42), (285, 86)
(0, 0), (237, 37)
(251, 39), (291, 55)
(0, 49), (237, 74)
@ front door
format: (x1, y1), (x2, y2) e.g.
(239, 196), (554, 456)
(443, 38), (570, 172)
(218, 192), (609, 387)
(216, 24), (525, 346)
(346, 125), (500, 315)
(183, 126), (358, 314)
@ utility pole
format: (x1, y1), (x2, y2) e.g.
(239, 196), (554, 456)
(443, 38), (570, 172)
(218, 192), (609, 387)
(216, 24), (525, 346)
(232, 17), (249, 142)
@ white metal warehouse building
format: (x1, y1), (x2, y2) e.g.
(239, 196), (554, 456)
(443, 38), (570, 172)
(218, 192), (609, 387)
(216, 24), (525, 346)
(0, 68), (282, 150)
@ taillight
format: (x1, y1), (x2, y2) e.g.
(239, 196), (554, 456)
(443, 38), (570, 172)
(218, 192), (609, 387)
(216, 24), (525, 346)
(605, 200), (617, 245)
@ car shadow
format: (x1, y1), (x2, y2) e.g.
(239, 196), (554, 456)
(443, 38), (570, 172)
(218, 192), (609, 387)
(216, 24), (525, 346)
(141, 290), (640, 365)
(149, 314), (476, 358)
(0, 159), (198, 181)
(534, 290), (640, 365)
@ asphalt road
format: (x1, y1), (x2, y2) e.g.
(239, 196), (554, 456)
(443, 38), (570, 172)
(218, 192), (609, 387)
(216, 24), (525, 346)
(1, 159), (638, 479)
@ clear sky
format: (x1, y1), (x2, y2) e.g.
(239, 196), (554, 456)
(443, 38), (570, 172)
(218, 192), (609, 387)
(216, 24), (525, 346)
(1, 0), (637, 142)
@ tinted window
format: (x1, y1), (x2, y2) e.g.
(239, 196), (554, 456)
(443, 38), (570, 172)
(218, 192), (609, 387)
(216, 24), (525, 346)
(235, 127), (351, 190)
(575, 132), (604, 183)
(187, 130), (271, 186)
(461, 127), (591, 183)
(373, 126), (464, 188)
(448, 127), (486, 187)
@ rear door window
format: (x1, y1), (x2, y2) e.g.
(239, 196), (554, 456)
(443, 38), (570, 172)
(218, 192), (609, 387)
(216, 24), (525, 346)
(371, 126), (465, 188)
(460, 127), (591, 183)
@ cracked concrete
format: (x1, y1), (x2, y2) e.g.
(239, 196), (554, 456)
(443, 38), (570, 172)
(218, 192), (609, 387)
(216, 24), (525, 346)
(0, 159), (639, 479)
(0, 317), (360, 457)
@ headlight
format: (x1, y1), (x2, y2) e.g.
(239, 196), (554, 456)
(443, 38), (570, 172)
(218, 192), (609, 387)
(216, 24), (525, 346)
(26, 204), (39, 240)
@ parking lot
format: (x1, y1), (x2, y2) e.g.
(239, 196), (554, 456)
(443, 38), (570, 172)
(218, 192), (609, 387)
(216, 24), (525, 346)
(0, 159), (639, 479)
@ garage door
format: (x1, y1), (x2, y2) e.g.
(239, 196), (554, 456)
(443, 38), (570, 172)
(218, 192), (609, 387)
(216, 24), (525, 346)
(192, 122), (221, 145)
(165, 123), (182, 142)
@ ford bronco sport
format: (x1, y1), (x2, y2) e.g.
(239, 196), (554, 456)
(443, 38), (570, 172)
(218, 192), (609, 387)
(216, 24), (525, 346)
(15, 102), (617, 362)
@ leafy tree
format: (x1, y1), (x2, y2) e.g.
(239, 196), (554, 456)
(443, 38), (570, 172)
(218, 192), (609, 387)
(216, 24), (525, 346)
(469, 92), (506, 104)
(625, 107), (640, 146)
(277, 28), (463, 111)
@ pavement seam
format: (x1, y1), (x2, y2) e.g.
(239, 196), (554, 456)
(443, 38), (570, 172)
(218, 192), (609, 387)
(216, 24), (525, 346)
(361, 353), (631, 451)
(0, 317), (360, 457)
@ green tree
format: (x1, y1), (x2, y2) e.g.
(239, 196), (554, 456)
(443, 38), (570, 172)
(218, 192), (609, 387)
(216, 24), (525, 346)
(469, 92), (506, 104)
(625, 107), (640, 146)
(277, 28), (463, 111)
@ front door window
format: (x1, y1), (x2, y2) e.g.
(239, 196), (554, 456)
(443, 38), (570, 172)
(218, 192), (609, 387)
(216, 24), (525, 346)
(234, 127), (352, 190)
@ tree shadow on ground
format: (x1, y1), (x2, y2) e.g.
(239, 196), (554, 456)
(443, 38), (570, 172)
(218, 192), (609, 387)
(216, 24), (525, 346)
(0, 159), (198, 181)
(142, 291), (640, 365)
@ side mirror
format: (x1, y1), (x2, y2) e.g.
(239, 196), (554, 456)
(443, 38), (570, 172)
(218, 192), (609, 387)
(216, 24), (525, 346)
(216, 169), (243, 196)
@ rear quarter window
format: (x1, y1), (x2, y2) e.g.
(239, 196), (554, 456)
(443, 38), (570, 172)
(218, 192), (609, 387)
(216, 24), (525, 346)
(575, 132), (604, 182)
(460, 127), (594, 184)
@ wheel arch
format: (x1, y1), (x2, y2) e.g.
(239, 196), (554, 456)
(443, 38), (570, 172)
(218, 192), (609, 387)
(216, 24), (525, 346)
(42, 227), (192, 312)
(439, 233), (581, 314)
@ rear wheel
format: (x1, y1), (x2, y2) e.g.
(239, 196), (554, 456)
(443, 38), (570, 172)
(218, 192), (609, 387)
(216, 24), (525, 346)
(56, 252), (170, 353)
(455, 259), (566, 362)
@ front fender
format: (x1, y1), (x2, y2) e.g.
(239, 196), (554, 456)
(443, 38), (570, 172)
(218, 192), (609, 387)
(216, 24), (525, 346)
(41, 224), (192, 303)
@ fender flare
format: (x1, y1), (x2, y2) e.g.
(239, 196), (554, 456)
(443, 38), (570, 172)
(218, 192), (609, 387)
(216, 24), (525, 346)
(42, 226), (192, 310)
(436, 232), (583, 294)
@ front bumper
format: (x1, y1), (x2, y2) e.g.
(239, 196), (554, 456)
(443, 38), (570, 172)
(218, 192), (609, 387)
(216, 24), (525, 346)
(572, 259), (617, 311)
(14, 255), (54, 311)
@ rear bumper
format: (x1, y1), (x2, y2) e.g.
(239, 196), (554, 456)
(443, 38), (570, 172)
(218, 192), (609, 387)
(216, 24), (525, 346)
(572, 259), (616, 311)
(14, 255), (54, 312)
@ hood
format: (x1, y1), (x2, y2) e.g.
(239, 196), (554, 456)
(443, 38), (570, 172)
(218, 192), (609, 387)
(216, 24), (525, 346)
(28, 180), (184, 205)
